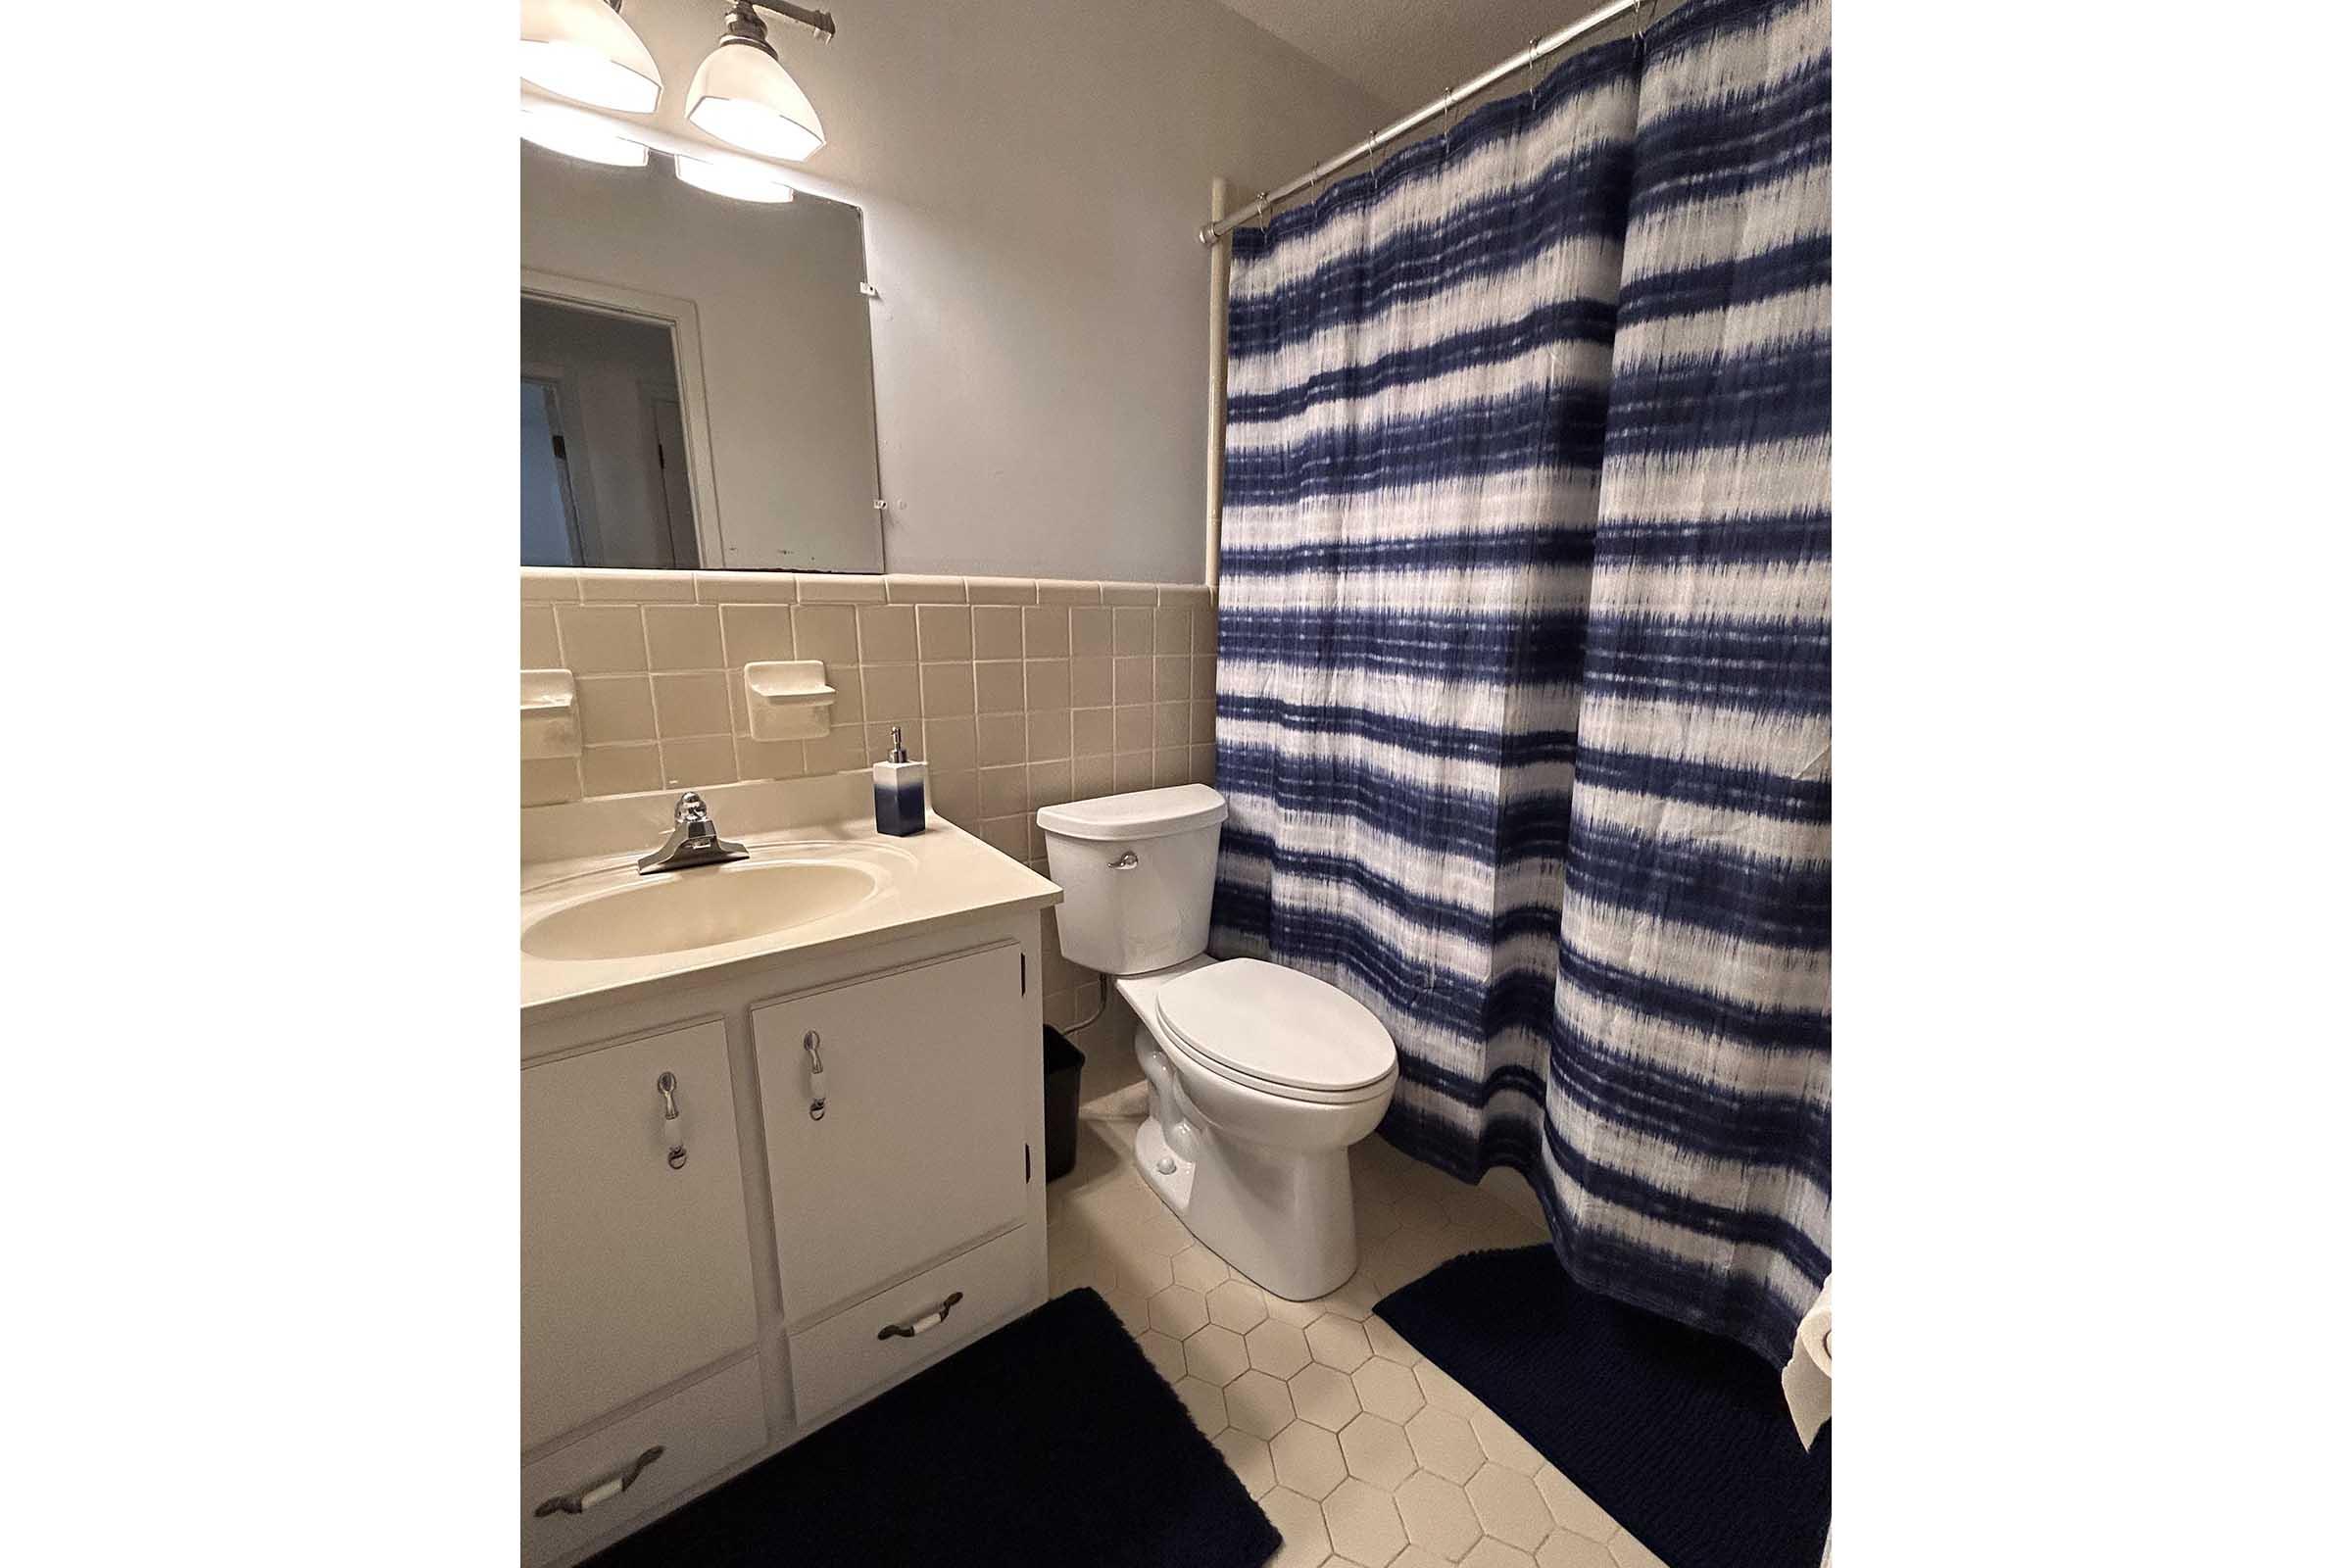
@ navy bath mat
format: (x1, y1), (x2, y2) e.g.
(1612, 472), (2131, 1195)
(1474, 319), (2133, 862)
(1377, 1247), (1830, 1568)
(586, 1287), (1279, 1568)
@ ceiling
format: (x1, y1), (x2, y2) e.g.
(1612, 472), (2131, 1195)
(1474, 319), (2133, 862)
(1206, 0), (1626, 112)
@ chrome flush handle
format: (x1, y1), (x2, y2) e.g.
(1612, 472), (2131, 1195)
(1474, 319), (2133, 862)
(1108, 851), (1140, 870)
(657, 1071), (687, 1170)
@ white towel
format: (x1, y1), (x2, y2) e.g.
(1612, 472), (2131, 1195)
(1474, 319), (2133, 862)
(1782, 1274), (1832, 1449)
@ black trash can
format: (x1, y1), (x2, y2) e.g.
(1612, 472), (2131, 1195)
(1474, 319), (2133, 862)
(1042, 1026), (1086, 1181)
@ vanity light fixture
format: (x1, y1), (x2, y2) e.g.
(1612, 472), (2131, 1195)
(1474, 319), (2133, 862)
(519, 0), (663, 114)
(519, 103), (652, 168)
(686, 1), (835, 164)
(673, 152), (798, 203)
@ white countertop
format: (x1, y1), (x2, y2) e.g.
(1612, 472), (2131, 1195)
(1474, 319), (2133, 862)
(521, 773), (1060, 1020)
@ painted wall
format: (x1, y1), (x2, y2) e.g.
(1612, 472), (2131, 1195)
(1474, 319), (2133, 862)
(540, 0), (1389, 584)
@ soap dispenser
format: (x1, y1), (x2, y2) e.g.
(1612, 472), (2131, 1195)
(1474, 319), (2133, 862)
(872, 725), (926, 836)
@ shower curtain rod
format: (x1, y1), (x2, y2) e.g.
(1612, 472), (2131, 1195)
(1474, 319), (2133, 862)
(1197, 0), (1646, 245)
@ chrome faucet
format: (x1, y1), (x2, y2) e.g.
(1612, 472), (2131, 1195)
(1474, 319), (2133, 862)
(638, 791), (751, 875)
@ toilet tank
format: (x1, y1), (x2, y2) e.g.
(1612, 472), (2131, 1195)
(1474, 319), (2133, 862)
(1036, 785), (1229, 975)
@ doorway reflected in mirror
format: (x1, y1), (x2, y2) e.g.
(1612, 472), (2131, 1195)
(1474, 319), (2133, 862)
(522, 297), (702, 570)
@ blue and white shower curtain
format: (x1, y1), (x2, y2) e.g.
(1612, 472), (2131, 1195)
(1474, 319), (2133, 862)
(1211, 0), (1830, 1364)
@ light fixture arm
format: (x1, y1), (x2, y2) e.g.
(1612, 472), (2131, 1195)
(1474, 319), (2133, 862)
(717, 0), (836, 57)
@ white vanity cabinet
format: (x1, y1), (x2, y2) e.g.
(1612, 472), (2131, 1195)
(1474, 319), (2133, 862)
(520, 1018), (759, 1452)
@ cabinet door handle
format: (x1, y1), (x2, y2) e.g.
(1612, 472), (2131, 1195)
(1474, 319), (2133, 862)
(533, 1445), (664, 1517)
(656, 1072), (686, 1170)
(876, 1290), (963, 1341)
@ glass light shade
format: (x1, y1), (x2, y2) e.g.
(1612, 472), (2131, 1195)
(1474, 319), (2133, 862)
(520, 106), (651, 168)
(520, 0), (662, 113)
(686, 41), (825, 163)
(673, 153), (798, 204)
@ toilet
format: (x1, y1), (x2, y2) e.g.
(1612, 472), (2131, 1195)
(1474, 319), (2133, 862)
(1037, 784), (1397, 1300)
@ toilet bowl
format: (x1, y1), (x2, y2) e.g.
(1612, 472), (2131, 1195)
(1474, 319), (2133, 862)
(1038, 785), (1397, 1300)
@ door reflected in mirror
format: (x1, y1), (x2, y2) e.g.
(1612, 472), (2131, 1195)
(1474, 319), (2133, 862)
(522, 297), (704, 570)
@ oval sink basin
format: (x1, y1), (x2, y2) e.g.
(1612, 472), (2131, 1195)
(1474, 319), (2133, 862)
(523, 858), (884, 961)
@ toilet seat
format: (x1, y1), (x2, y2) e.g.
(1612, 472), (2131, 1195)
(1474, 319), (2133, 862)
(1153, 958), (1396, 1103)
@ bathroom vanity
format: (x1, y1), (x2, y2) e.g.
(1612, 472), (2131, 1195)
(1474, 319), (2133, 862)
(520, 775), (1060, 1566)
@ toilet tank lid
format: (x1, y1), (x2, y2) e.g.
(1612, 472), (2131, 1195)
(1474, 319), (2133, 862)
(1036, 784), (1227, 842)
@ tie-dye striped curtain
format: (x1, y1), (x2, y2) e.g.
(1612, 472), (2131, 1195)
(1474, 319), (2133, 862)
(1211, 0), (1829, 1364)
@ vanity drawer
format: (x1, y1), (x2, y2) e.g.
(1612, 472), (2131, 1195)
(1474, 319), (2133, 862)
(787, 1223), (1037, 1426)
(520, 1354), (766, 1568)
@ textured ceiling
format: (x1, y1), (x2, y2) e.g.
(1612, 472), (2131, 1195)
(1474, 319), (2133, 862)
(1205, 0), (1626, 112)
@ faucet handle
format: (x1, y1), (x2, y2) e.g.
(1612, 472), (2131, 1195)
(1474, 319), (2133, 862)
(674, 791), (710, 825)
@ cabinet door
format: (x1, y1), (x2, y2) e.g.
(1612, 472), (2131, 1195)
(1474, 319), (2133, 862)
(522, 1018), (758, 1451)
(754, 945), (1032, 1325)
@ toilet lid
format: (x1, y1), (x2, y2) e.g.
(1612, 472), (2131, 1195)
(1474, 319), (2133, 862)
(1154, 959), (1396, 1095)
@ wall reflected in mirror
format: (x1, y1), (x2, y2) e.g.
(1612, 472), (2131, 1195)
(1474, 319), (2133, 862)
(522, 139), (885, 573)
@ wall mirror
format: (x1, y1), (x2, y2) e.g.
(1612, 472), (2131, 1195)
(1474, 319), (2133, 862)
(521, 141), (884, 573)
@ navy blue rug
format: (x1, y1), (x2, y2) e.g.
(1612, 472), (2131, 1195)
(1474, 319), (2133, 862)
(588, 1288), (1279, 1568)
(1377, 1247), (1830, 1568)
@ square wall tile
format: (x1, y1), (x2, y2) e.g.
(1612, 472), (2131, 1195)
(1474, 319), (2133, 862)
(1155, 702), (1191, 748)
(1073, 753), (1113, 799)
(916, 605), (973, 660)
(1025, 661), (1072, 712)
(1027, 710), (1071, 761)
(1113, 753), (1154, 790)
(1072, 657), (1112, 708)
(1155, 657), (1191, 702)
(1073, 707), (1113, 758)
(522, 604), (560, 667)
(975, 661), (1024, 714)
(1024, 607), (1071, 657)
(795, 605), (859, 665)
(734, 736), (807, 780)
(924, 715), (978, 771)
(662, 737), (740, 788)
(862, 665), (922, 725)
(522, 758), (582, 806)
(931, 767), (980, 821)
(1029, 759), (1073, 809)
(920, 662), (976, 716)
(1114, 608), (1155, 656)
(858, 605), (918, 663)
(578, 675), (657, 745)
(654, 672), (732, 738)
(646, 605), (723, 670)
(1072, 607), (1112, 657)
(580, 744), (662, 796)
(977, 712), (1027, 766)
(980, 764), (1031, 818)
(719, 604), (795, 665)
(1115, 706), (1153, 754)
(973, 606), (1024, 660)
(1114, 657), (1154, 707)
(556, 604), (648, 673)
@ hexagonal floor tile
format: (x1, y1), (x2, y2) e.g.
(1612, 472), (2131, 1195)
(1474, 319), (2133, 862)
(1261, 1487), (1332, 1568)
(1185, 1322), (1251, 1386)
(1307, 1314), (1374, 1372)
(1323, 1476), (1407, 1567)
(1225, 1368), (1298, 1439)
(1352, 1355), (1426, 1423)
(1172, 1374), (1227, 1436)
(1364, 1314), (1424, 1366)
(1533, 1466), (1617, 1541)
(1207, 1278), (1270, 1333)
(1289, 1361), (1362, 1430)
(1395, 1470), (1482, 1561)
(1466, 1462), (1552, 1550)
(1414, 1359), (1481, 1416)
(1470, 1407), (1544, 1476)
(1270, 1420), (1348, 1499)
(1339, 1412), (1418, 1490)
(1212, 1428), (1275, 1498)
(1405, 1406), (1485, 1483)
(1246, 1317), (1313, 1378)
(1537, 1531), (1618, 1568)
(1149, 1284), (1209, 1339)
(1170, 1243), (1230, 1291)
(1103, 1287), (1152, 1335)
(1461, 1538), (1537, 1568)
(1135, 1329), (1186, 1384)
(1607, 1530), (1669, 1568)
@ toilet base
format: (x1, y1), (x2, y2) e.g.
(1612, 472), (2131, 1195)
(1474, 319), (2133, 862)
(1130, 1103), (1359, 1302)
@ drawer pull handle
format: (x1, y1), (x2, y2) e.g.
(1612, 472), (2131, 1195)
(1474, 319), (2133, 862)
(877, 1290), (963, 1341)
(533, 1445), (664, 1517)
(657, 1072), (687, 1170)
(803, 1031), (827, 1121)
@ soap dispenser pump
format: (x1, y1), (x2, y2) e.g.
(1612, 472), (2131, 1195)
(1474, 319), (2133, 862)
(872, 725), (926, 836)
